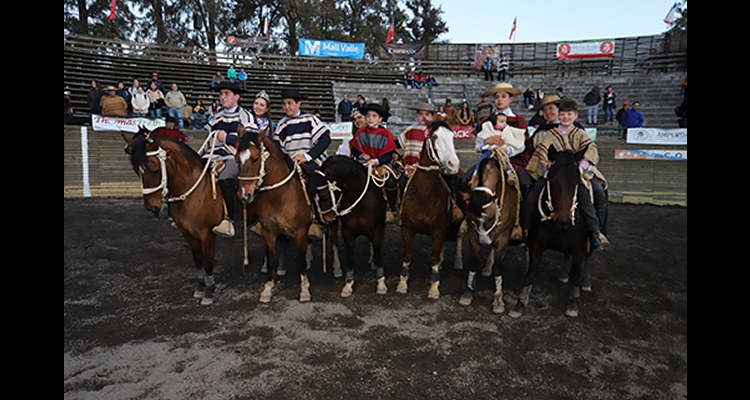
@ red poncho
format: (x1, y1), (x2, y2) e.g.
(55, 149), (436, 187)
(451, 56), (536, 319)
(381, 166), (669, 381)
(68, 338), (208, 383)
(350, 126), (396, 160)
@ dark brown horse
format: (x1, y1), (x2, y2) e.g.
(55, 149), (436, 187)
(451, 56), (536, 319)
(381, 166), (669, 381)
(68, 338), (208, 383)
(309, 155), (387, 296)
(511, 145), (593, 318)
(398, 121), (462, 299)
(236, 129), (312, 303)
(460, 151), (521, 313)
(122, 127), (225, 305)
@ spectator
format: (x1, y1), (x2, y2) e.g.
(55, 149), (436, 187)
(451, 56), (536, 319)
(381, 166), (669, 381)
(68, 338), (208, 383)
(146, 82), (165, 119)
(381, 98), (391, 124)
(337, 94), (353, 122)
(128, 79), (141, 98)
(227, 64), (237, 83)
(208, 99), (221, 123)
(497, 53), (510, 81)
(211, 71), (223, 92)
(149, 72), (165, 93)
(115, 81), (133, 116)
(413, 71), (425, 89)
(583, 85), (601, 125)
(100, 86), (128, 116)
(238, 68), (247, 91)
(426, 74), (439, 89)
(555, 87), (566, 99)
(404, 72), (413, 88)
(602, 86), (617, 126)
(615, 101), (628, 138)
(87, 80), (104, 114)
(534, 89), (545, 107)
(165, 83), (188, 129)
(193, 99), (207, 115)
(444, 98), (457, 125)
(456, 101), (473, 126)
(64, 90), (74, 125)
(620, 101), (644, 138)
(189, 109), (208, 130)
(473, 94), (494, 129)
(352, 95), (367, 115)
(434, 105), (447, 122)
(523, 86), (535, 109)
(131, 86), (150, 117)
(482, 56), (494, 81)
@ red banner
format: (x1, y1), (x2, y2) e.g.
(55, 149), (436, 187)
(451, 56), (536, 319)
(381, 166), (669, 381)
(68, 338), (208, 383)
(451, 125), (474, 140)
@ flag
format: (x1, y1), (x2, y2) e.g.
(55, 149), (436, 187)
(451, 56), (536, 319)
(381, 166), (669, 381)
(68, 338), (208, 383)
(386, 17), (394, 44)
(508, 17), (517, 40)
(108, 0), (116, 21)
(263, 15), (269, 36)
(663, 2), (678, 25)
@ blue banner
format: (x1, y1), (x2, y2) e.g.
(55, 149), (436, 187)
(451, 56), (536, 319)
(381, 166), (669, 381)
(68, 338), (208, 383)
(298, 38), (365, 59)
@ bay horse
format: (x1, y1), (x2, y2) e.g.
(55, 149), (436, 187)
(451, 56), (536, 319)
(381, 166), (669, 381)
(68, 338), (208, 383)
(122, 127), (227, 305)
(398, 120), (462, 299)
(460, 151), (521, 313)
(309, 155), (387, 297)
(510, 145), (593, 318)
(235, 129), (313, 303)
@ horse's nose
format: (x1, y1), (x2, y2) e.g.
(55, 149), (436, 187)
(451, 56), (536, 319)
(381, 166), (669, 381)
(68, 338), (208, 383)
(447, 157), (460, 174)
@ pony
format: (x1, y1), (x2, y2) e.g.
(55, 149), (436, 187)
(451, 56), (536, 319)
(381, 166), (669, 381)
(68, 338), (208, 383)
(510, 145), (594, 318)
(235, 129), (313, 303)
(308, 155), (387, 297)
(398, 120), (462, 299)
(460, 151), (521, 313)
(122, 126), (225, 305)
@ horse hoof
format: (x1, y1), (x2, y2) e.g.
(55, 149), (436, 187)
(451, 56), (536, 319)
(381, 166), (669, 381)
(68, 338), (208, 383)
(396, 278), (408, 294)
(581, 285), (592, 292)
(492, 296), (505, 314)
(341, 282), (354, 298)
(509, 304), (525, 319)
(193, 290), (204, 299)
(333, 268), (343, 279)
(299, 293), (311, 302)
(427, 285), (440, 299)
(376, 278), (387, 295)
(459, 292), (473, 306)
(200, 297), (214, 306)
(565, 308), (579, 317)
(259, 295), (271, 303)
(559, 276), (569, 283)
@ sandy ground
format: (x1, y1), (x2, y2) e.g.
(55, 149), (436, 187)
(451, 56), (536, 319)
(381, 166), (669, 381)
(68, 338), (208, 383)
(64, 197), (687, 400)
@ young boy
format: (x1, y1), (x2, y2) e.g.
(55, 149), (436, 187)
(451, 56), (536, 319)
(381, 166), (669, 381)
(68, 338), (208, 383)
(525, 100), (609, 251)
(474, 113), (526, 185)
(350, 103), (400, 223)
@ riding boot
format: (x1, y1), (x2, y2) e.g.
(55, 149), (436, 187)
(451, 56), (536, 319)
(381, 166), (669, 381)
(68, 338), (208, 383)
(591, 178), (609, 236)
(213, 178), (238, 237)
(385, 178), (399, 225)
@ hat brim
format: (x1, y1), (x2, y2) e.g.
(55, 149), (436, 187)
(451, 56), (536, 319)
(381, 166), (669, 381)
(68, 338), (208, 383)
(217, 82), (244, 94)
(482, 85), (523, 97)
(359, 105), (391, 119)
(531, 97), (563, 111)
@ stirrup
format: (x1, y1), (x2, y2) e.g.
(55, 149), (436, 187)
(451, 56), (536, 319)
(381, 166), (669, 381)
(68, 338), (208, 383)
(385, 211), (398, 225)
(308, 223), (324, 240)
(212, 219), (236, 237)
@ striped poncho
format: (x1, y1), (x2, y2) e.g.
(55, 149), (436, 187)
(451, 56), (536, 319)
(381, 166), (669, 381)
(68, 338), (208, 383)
(272, 111), (331, 164)
(350, 126), (397, 166)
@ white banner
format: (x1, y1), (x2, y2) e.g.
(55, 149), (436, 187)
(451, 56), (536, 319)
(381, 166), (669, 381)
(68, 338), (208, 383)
(626, 128), (687, 145)
(614, 149), (687, 161)
(328, 122), (353, 140)
(556, 39), (615, 60)
(91, 115), (165, 132)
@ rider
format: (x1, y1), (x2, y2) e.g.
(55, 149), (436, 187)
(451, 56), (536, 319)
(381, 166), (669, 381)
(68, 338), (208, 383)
(524, 100), (609, 252)
(272, 88), (332, 239)
(349, 103), (400, 224)
(203, 81), (259, 237)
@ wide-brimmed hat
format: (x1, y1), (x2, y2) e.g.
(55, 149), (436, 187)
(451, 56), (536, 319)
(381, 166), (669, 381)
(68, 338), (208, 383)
(217, 81), (244, 94)
(531, 95), (563, 111)
(409, 102), (435, 113)
(280, 89), (306, 100)
(106, 85), (117, 91)
(359, 103), (391, 119)
(482, 82), (522, 97)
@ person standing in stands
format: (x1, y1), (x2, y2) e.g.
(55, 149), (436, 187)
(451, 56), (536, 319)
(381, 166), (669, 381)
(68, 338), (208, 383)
(165, 83), (188, 129)
(497, 53), (510, 81)
(87, 80), (104, 114)
(337, 94), (353, 122)
(100, 86), (128, 116)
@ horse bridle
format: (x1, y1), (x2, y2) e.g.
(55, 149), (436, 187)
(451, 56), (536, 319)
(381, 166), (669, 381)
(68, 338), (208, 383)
(417, 136), (452, 174)
(237, 139), (298, 194)
(313, 162), (385, 219)
(537, 172), (579, 226)
(138, 132), (217, 203)
(470, 186), (501, 244)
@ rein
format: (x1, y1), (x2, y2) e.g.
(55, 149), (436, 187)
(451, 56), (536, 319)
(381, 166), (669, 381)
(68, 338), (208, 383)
(237, 139), (299, 192)
(314, 162), (376, 219)
(469, 160), (507, 243)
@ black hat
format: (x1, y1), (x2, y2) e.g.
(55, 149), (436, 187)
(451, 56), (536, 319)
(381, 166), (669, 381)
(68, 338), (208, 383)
(359, 103), (391, 119)
(280, 89), (306, 101)
(217, 81), (244, 94)
(165, 115), (177, 123)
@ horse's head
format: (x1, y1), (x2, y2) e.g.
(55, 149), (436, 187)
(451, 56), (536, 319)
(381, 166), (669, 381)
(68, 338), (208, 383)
(466, 157), (502, 243)
(544, 144), (587, 230)
(309, 168), (338, 224)
(122, 128), (166, 214)
(425, 121), (460, 175)
(236, 129), (265, 204)
(309, 156), (362, 224)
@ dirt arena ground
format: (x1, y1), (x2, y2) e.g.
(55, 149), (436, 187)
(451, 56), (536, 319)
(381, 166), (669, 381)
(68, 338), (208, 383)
(64, 197), (686, 399)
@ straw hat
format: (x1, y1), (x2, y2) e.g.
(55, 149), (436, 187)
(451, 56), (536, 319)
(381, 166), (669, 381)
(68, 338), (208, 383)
(482, 82), (522, 97)
(531, 95), (563, 111)
(409, 102), (435, 113)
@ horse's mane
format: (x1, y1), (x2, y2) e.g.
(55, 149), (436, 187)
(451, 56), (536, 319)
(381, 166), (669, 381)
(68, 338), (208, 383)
(238, 131), (297, 173)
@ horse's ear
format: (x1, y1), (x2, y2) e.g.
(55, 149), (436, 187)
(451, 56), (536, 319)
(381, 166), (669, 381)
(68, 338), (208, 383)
(574, 143), (589, 162)
(547, 144), (559, 161)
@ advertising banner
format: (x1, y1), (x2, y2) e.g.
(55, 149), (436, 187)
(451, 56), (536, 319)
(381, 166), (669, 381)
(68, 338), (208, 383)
(556, 39), (615, 60)
(298, 38), (365, 59)
(451, 125), (474, 140)
(625, 128), (687, 145)
(614, 149), (687, 161)
(474, 44), (501, 71)
(378, 43), (427, 60)
(328, 122), (353, 140)
(91, 115), (165, 132)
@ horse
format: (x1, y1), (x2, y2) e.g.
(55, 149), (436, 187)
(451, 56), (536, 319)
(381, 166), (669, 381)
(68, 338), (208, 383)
(510, 145), (594, 318)
(235, 129), (313, 303)
(122, 126), (226, 305)
(309, 155), (387, 297)
(460, 151), (521, 313)
(398, 120), (462, 299)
